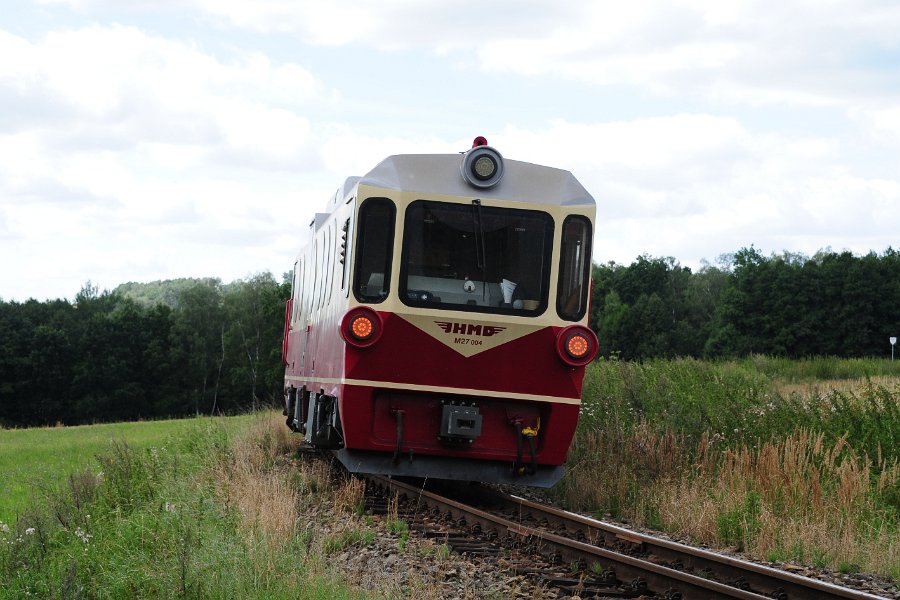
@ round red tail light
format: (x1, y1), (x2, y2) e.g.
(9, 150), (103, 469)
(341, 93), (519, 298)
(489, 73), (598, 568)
(340, 308), (383, 348)
(556, 325), (598, 366)
(350, 315), (374, 339)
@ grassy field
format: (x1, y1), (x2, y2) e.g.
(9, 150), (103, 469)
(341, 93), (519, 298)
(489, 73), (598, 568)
(561, 356), (900, 579)
(0, 412), (370, 599)
(0, 416), (254, 525)
(2, 357), (898, 595)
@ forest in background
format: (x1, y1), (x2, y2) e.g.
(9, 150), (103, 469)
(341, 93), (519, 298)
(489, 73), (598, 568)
(0, 273), (289, 427)
(592, 246), (900, 359)
(1, 246), (899, 427)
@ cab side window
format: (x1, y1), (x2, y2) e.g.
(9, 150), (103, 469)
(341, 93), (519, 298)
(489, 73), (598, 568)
(353, 198), (396, 304)
(557, 216), (592, 321)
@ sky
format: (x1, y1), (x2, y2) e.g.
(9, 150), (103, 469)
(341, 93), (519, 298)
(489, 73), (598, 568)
(1, 0), (899, 301)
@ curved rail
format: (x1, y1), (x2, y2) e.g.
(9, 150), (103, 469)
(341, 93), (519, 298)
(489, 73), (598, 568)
(484, 487), (889, 600)
(367, 475), (890, 600)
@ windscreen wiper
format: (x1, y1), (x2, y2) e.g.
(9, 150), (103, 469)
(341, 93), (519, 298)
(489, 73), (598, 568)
(471, 199), (487, 301)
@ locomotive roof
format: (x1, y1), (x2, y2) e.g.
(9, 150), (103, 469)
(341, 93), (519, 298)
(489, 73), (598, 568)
(329, 153), (594, 212)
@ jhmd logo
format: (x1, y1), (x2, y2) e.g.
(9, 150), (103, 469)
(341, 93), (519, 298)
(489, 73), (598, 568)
(435, 321), (506, 337)
(397, 313), (538, 357)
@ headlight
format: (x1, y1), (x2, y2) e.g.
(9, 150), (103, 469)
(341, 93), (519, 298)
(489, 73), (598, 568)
(461, 145), (504, 189)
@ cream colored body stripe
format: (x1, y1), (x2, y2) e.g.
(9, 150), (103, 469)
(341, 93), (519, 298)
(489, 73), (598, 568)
(284, 375), (582, 405)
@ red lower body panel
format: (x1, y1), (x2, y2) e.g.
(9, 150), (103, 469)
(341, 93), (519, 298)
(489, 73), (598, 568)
(338, 384), (579, 466)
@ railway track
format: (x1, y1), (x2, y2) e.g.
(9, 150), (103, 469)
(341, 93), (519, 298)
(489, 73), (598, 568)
(364, 474), (890, 600)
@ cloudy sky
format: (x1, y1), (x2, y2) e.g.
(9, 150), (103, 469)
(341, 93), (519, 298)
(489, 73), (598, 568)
(2, 0), (899, 301)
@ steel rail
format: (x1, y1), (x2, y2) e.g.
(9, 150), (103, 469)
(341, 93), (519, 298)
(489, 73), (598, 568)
(368, 476), (889, 600)
(484, 488), (888, 600)
(370, 476), (779, 599)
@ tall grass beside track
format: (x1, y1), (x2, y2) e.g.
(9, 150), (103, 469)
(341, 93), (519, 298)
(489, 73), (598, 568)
(0, 413), (369, 599)
(561, 357), (900, 579)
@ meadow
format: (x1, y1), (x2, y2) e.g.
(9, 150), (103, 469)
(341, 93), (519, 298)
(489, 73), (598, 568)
(0, 413), (374, 599)
(2, 356), (898, 596)
(0, 416), (254, 525)
(560, 356), (900, 579)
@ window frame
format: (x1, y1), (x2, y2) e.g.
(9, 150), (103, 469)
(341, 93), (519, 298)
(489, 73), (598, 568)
(398, 199), (555, 317)
(291, 259), (302, 323)
(340, 215), (353, 295)
(352, 197), (397, 305)
(556, 215), (593, 322)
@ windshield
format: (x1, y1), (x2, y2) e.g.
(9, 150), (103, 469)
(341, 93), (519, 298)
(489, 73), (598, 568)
(400, 200), (553, 316)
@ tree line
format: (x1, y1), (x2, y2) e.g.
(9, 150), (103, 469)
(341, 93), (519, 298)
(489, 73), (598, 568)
(0, 273), (289, 427)
(2, 247), (899, 426)
(591, 247), (900, 360)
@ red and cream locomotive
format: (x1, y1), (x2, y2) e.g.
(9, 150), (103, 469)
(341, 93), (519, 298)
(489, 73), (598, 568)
(282, 137), (597, 486)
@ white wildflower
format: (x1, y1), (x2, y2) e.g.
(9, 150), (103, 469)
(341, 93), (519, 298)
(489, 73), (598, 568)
(0, 522), (9, 534)
(75, 527), (92, 544)
(25, 527), (35, 536)
(165, 502), (176, 513)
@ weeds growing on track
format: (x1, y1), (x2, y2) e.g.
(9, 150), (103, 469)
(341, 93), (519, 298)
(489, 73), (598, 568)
(563, 357), (900, 579)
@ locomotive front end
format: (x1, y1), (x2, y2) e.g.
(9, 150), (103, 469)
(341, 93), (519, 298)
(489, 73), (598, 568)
(284, 138), (596, 487)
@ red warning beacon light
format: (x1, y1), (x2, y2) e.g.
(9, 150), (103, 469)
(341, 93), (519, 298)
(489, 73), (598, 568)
(472, 136), (489, 148)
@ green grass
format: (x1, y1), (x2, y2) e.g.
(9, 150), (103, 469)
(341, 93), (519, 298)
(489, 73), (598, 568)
(744, 355), (900, 381)
(0, 412), (364, 599)
(578, 356), (900, 460)
(562, 356), (900, 579)
(0, 416), (253, 528)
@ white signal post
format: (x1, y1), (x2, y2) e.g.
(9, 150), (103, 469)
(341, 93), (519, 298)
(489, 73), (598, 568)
(891, 337), (897, 361)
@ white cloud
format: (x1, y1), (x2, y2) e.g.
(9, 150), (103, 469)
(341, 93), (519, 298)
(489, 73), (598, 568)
(0, 23), (331, 202)
(0, 25), (322, 142)
(29, 0), (900, 112)
(850, 107), (900, 145)
(4, 2), (899, 300)
(0, 23), (338, 300)
(483, 117), (897, 267)
(476, 0), (900, 107)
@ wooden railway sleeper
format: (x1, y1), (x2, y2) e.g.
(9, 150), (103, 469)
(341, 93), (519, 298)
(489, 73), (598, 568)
(627, 576), (648, 593)
(768, 588), (788, 600)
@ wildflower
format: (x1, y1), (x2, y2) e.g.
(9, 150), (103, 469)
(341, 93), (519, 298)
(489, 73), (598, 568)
(165, 502), (176, 513)
(0, 522), (9, 534)
(25, 527), (35, 536)
(75, 527), (92, 544)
